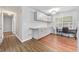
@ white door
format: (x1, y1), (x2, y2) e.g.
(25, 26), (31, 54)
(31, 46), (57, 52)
(0, 10), (3, 44)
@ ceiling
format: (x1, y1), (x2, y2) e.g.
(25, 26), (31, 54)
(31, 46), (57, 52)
(29, 6), (78, 13)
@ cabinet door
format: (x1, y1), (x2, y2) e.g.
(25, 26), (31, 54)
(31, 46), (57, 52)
(0, 10), (3, 44)
(33, 29), (39, 39)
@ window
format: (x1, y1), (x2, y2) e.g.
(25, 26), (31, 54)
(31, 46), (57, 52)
(56, 16), (73, 29)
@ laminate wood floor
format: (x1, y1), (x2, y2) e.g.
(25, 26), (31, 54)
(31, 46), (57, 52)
(39, 34), (77, 52)
(0, 32), (76, 52)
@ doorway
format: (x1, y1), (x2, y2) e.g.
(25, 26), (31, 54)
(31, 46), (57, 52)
(3, 13), (13, 38)
(2, 10), (16, 39)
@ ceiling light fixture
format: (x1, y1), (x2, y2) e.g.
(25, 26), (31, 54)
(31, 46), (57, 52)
(49, 8), (60, 14)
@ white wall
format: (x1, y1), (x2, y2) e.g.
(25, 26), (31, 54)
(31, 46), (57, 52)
(21, 7), (34, 42)
(31, 21), (47, 27)
(3, 15), (12, 32)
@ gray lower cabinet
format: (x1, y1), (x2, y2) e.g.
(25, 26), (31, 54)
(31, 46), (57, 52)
(32, 29), (39, 39)
(32, 28), (51, 39)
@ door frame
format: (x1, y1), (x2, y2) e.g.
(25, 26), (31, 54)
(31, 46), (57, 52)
(2, 9), (16, 38)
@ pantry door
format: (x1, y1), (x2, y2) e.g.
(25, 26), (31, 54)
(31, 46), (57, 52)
(0, 9), (3, 44)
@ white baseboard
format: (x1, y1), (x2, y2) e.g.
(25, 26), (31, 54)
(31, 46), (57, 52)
(13, 33), (23, 43)
(21, 37), (32, 42)
(14, 33), (32, 43)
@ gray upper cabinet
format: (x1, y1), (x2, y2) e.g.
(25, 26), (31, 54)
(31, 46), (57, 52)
(34, 11), (52, 22)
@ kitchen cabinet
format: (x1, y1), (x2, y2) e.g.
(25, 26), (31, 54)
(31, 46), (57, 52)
(30, 27), (51, 39)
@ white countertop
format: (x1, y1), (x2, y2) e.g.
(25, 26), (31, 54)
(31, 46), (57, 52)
(30, 26), (53, 29)
(30, 26), (47, 29)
